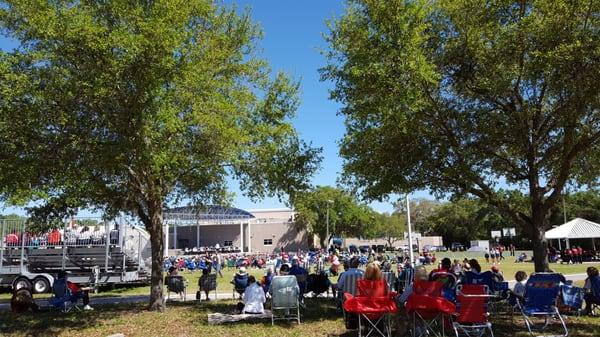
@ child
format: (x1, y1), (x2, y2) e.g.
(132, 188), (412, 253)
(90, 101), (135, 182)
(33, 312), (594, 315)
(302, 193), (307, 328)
(513, 271), (527, 300)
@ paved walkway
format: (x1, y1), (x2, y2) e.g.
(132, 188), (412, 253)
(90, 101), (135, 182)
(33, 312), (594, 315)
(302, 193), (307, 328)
(0, 273), (589, 312)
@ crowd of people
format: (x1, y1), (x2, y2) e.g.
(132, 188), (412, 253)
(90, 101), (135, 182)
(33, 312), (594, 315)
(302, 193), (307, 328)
(3, 224), (120, 247)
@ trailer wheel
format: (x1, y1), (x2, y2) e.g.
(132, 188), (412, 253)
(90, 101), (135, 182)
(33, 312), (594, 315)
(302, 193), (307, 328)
(13, 277), (32, 291)
(32, 277), (51, 294)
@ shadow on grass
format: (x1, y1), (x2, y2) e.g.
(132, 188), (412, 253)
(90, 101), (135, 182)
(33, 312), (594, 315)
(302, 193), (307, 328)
(0, 297), (344, 336)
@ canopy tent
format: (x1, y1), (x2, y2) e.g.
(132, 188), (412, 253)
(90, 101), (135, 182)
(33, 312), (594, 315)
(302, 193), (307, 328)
(545, 218), (600, 250)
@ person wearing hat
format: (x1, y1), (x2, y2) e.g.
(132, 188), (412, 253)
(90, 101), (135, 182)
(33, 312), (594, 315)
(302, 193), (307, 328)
(231, 266), (249, 298)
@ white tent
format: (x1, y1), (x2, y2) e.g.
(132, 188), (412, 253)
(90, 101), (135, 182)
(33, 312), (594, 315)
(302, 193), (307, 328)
(545, 218), (600, 249)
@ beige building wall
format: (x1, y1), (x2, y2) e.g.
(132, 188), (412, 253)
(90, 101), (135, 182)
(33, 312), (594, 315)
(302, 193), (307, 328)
(168, 208), (308, 252)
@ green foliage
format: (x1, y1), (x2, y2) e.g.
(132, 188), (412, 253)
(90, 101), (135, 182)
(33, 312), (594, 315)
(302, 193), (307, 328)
(293, 186), (377, 247)
(323, 0), (600, 271)
(0, 0), (321, 309)
(367, 211), (406, 247)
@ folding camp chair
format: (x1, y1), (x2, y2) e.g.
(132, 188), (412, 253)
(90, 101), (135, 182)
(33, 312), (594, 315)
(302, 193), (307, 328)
(165, 275), (187, 301)
(198, 273), (218, 300)
(340, 273), (363, 329)
(399, 267), (415, 293)
(560, 284), (584, 315)
(232, 273), (249, 298)
(516, 273), (568, 337)
(382, 271), (397, 293)
(344, 280), (398, 337)
(406, 280), (457, 337)
(49, 278), (81, 313)
(463, 271), (508, 313)
(430, 272), (458, 303)
(452, 284), (494, 337)
(270, 275), (301, 325)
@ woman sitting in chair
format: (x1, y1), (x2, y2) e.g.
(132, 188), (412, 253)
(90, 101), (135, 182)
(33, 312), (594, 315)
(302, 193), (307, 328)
(237, 276), (266, 314)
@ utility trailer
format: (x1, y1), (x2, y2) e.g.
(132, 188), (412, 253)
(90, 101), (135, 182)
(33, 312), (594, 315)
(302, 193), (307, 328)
(0, 218), (151, 293)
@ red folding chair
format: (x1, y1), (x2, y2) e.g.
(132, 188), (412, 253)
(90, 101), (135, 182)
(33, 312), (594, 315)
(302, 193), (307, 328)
(343, 279), (398, 337)
(452, 284), (494, 337)
(406, 280), (456, 337)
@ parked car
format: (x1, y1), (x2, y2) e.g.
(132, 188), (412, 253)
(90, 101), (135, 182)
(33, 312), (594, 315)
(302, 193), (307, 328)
(451, 242), (465, 251)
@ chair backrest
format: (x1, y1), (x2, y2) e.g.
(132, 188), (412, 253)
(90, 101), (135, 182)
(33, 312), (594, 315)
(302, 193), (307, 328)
(413, 280), (443, 297)
(463, 271), (493, 288)
(271, 275), (299, 309)
(166, 275), (185, 293)
(200, 274), (217, 291)
(52, 278), (69, 298)
(342, 273), (363, 296)
(430, 272), (458, 302)
(357, 279), (388, 297)
(456, 284), (489, 324)
(382, 271), (396, 292)
(561, 285), (584, 310)
(524, 273), (561, 311)
(233, 273), (249, 290)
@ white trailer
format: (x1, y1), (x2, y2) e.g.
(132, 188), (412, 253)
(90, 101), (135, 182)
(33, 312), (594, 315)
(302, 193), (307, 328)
(0, 219), (151, 293)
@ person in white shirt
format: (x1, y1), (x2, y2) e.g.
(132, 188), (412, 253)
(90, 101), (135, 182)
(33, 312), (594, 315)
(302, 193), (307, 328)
(512, 271), (527, 301)
(241, 276), (266, 314)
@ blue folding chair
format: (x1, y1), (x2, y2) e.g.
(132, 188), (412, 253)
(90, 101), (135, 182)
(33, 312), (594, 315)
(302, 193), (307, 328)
(49, 278), (81, 313)
(560, 284), (584, 315)
(516, 273), (568, 337)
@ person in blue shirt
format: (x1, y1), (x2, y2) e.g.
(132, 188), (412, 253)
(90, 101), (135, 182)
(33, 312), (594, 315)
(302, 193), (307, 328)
(289, 257), (309, 304)
(337, 257), (364, 293)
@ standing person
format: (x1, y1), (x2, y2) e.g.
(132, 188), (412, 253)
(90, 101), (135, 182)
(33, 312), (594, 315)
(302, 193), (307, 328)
(578, 246), (584, 264)
(213, 253), (223, 278)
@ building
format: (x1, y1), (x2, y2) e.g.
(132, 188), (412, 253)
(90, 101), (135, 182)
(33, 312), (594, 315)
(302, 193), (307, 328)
(163, 206), (308, 255)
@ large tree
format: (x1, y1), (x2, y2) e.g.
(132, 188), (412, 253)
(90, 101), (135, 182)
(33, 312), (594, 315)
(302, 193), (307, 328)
(293, 186), (376, 247)
(0, 0), (320, 310)
(322, 0), (600, 271)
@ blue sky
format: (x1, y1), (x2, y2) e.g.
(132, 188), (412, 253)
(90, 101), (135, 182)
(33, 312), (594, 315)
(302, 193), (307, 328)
(0, 1), (430, 216)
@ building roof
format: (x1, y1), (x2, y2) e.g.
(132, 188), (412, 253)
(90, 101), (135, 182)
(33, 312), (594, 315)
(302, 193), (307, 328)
(545, 218), (600, 239)
(163, 205), (255, 226)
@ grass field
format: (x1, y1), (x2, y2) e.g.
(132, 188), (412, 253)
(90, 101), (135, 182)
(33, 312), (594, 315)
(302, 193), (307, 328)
(2, 296), (600, 337)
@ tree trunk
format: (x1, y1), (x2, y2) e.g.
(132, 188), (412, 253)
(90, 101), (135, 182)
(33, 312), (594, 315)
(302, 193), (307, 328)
(145, 203), (165, 311)
(530, 208), (550, 272)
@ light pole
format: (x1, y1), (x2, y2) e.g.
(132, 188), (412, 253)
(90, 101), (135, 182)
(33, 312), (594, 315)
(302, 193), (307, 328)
(406, 195), (415, 267)
(326, 199), (334, 249)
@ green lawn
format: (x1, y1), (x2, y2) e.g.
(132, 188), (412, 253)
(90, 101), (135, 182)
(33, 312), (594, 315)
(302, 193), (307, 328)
(2, 297), (600, 337)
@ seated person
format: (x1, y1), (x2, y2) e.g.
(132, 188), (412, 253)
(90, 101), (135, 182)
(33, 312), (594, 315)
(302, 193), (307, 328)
(398, 265), (428, 304)
(11, 288), (38, 313)
(337, 257), (364, 293)
(238, 276), (266, 314)
(261, 266), (275, 294)
(167, 266), (186, 300)
(198, 268), (217, 301)
(231, 267), (249, 297)
(279, 264), (290, 276)
(362, 263), (388, 297)
(289, 258), (308, 301)
(583, 266), (600, 315)
(56, 270), (93, 310)
(509, 271), (527, 305)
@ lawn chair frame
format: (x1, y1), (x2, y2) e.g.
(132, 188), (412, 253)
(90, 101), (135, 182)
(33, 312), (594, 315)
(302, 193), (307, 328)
(515, 273), (568, 337)
(452, 285), (494, 337)
(270, 275), (301, 325)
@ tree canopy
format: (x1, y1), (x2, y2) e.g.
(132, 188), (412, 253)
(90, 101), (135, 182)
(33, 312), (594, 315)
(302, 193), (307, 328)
(323, 0), (600, 271)
(0, 0), (321, 310)
(293, 186), (377, 247)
